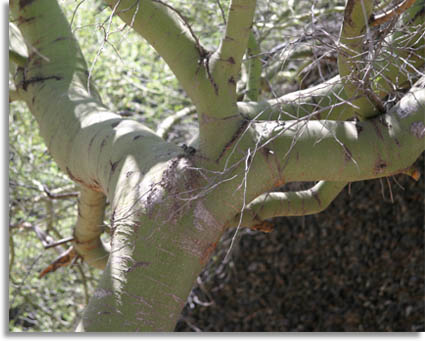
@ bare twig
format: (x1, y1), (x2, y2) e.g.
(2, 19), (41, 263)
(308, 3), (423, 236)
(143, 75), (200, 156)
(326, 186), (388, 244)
(70, 0), (87, 28)
(151, 0), (205, 54)
(44, 236), (75, 250)
(43, 185), (78, 200)
(87, 0), (122, 94)
(215, 0), (227, 25)
(386, 177), (394, 203)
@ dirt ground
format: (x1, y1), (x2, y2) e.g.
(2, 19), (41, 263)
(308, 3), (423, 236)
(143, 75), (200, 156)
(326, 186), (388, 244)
(176, 156), (424, 332)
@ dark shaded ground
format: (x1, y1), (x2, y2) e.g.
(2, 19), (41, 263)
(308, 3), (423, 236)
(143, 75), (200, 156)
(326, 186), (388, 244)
(176, 156), (424, 332)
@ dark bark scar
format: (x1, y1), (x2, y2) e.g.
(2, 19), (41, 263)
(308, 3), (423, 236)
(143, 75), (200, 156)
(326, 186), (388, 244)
(17, 16), (35, 26)
(88, 178), (103, 193)
(100, 135), (109, 150)
(344, 0), (355, 27)
(19, 0), (35, 8)
(53, 37), (67, 42)
(371, 120), (384, 141)
(110, 159), (121, 173)
(66, 167), (86, 186)
(126, 261), (150, 273)
(22, 75), (62, 91)
(196, 49), (218, 95)
(216, 119), (249, 163)
(374, 157), (387, 174)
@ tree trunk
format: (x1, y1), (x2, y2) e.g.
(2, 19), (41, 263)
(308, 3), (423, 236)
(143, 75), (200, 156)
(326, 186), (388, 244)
(9, 0), (425, 331)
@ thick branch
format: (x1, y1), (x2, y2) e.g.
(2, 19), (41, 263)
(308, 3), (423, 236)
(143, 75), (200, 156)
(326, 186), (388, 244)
(11, 0), (223, 332)
(238, 76), (353, 121)
(338, 0), (425, 120)
(247, 78), (425, 186)
(216, 0), (257, 81)
(206, 0), (257, 113)
(338, 0), (377, 119)
(240, 0), (424, 123)
(103, 0), (215, 110)
(228, 181), (347, 228)
(244, 31), (262, 101)
(73, 186), (109, 270)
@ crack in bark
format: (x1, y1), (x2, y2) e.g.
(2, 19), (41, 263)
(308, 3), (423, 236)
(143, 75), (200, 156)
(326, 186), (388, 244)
(22, 75), (62, 91)
(215, 119), (249, 163)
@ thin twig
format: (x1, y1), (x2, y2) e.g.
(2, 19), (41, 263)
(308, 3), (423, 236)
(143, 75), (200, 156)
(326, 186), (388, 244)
(386, 177), (394, 203)
(87, 0), (121, 94)
(44, 236), (75, 250)
(151, 0), (204, 54)
(70, 0), (87, 28)
(215, 0), (227, 25)
(43, 185), (78, 200)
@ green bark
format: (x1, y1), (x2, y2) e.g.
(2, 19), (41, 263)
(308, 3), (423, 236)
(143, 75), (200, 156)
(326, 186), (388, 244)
(10, 0), (224, 332)
(73, 187), (109, 270)
(338, 0), (376, 118)
(248, 80), (425, 185)
(245, 32), (262, 101)
(338, 0), (425, 119)
(241, 1), (424, 122)
(9, 0), (425, 332)
(228, 181), (348, 228)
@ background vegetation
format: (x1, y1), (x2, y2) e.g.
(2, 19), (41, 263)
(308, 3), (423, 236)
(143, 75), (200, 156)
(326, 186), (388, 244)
(9, 0), (423, 332)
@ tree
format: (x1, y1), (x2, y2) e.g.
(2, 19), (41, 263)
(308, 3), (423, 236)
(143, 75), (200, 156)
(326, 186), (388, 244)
(9, 0), (424, 332)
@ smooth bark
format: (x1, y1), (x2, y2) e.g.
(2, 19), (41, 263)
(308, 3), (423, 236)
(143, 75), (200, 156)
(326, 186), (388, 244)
(9, 0), (425, 332)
